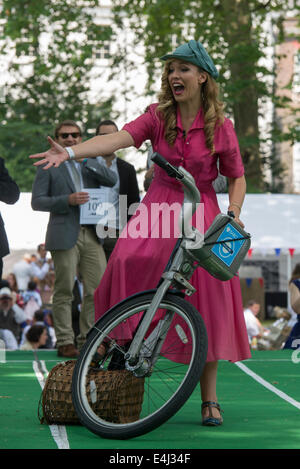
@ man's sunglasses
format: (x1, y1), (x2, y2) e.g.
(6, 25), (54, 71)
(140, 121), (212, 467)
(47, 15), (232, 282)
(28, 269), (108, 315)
(58, 132), (81, 139)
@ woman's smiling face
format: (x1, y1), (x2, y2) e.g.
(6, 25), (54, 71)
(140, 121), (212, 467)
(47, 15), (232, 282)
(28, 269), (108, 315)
(167, 59), (207, 104)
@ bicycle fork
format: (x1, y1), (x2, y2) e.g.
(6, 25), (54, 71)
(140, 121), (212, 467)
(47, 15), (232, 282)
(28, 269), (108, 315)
(124, 277), (173, 377)
(124, 245), (196, 377)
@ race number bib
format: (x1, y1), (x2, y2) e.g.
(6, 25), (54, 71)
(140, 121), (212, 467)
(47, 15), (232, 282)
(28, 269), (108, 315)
(80, 188), (109, 225)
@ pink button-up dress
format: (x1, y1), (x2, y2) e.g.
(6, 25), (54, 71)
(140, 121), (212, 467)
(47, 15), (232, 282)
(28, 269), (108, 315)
(94, 104), (251, 363)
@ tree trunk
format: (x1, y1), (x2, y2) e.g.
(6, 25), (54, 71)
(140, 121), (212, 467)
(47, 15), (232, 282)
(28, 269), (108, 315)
(220, 0), (263, 189)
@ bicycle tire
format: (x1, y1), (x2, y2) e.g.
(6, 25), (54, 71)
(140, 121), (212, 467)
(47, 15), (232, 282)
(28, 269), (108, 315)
(72, 292), (207, 439)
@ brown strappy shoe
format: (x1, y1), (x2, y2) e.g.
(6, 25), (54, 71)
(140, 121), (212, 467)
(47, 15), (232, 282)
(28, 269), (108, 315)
(201, 401), (224, 426)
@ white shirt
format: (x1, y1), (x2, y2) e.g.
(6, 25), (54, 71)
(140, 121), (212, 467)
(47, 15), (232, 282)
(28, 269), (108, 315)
(13, 259), (49, 290)
(13, 260), (33, 291)
(30, 261), (49, 280)
(66, 160), (83, 190)
(243, 308), (260, 343)
(96, 156), (120, 228)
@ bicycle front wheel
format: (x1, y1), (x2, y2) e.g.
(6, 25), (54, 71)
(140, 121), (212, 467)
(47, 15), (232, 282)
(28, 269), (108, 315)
(72, 292), (207, 439)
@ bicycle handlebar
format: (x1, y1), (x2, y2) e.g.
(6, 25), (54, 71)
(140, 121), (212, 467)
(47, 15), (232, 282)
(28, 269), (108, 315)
(151, 152), (183, 179)
(151, 152), (235, 221)
(151, 152), (200, 206)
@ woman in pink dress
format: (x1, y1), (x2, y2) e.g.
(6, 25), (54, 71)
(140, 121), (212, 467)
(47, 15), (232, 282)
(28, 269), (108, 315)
(31, 40), (251, 426)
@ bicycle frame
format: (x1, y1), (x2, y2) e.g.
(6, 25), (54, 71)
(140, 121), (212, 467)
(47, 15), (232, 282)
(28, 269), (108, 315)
(124, 160), (204, 372)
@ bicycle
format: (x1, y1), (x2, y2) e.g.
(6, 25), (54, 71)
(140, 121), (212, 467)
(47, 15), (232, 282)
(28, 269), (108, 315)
(71, 152), (251, 440)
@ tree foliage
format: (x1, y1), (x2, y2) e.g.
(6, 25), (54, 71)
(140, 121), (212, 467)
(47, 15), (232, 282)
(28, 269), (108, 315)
(0, 0), (114, 190)
(111, 0), (299, 191)
(0, 1), (298, 192)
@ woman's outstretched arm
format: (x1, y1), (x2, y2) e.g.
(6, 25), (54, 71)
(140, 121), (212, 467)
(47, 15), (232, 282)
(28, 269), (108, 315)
(29, 130), (134, 169)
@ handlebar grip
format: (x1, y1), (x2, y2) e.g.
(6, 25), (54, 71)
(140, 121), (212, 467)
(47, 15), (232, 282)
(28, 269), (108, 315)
(151, 152), (183, 179)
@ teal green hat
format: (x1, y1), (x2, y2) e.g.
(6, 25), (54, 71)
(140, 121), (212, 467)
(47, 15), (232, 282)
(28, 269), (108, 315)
(160, 40), (219, 80)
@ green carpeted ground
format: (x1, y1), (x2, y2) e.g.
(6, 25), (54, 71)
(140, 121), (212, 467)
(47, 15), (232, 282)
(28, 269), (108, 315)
(0, 349), (299, 450)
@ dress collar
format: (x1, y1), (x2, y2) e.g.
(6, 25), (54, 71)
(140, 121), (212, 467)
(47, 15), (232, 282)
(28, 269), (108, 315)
(176, 106), (205, 131)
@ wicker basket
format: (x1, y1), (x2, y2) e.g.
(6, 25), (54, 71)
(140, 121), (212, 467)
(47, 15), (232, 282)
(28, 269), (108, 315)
(39, 360), (145, 425)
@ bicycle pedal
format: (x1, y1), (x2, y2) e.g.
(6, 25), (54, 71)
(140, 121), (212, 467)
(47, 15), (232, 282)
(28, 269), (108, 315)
(173, 273), (196, 296)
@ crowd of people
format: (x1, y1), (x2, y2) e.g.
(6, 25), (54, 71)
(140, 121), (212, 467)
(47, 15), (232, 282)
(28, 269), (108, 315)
(0, 244), (56, 351)
(243, 292), (300, 351)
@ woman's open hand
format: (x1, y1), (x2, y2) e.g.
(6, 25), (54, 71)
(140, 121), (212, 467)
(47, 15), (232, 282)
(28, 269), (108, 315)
(29, 136), (69, 169)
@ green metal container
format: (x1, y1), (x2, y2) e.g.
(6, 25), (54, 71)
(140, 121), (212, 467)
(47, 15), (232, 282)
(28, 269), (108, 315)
(186, 213), (251, 281)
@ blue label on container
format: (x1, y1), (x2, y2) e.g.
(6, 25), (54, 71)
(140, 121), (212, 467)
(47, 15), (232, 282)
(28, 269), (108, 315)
(211, 223), (245, 267)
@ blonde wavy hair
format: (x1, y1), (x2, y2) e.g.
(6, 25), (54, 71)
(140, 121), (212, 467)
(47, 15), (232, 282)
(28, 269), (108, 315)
(156, 60), (224, 154)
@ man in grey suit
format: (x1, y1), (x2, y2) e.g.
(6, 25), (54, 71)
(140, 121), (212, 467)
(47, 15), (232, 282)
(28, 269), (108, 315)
(31, 120), (117, 358)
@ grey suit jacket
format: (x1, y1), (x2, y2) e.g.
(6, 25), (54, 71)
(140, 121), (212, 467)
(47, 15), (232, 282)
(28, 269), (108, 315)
(31, 159), (117, 251)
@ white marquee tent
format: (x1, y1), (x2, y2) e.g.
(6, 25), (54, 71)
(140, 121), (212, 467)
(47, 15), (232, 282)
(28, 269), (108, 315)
(1, 193), (300, 252)
(218, 193), (300, 252)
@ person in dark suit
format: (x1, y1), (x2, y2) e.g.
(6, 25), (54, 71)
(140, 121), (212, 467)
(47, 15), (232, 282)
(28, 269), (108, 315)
(0, 158), (20, 280)
(95, 120), (140, 260)
(31, 120), (117, 358)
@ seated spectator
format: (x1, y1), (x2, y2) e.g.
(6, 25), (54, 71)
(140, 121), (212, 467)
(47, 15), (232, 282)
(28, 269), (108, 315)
(0, 329), (18, 350)
(12, 250), (53, 295)
(6, 273), (18, 293)
(39, 271), (55, 305)
(12, 254), (33, 292)
(22, 282), (41, 322)
(4, 273), (24, 308)
(32, 244), (55, 305)
(43, 310), (56, 348)
(20, 324), (48, 351)
(22, 280), (42, 308)
(30, 252), (51, 282)
(243, 300), (266, 345)
(0, 287), (27, 349)
(20, 309), (55, 349)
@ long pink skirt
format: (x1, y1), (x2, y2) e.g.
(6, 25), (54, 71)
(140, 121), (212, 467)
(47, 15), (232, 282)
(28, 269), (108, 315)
(94, 179), (251, 363)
